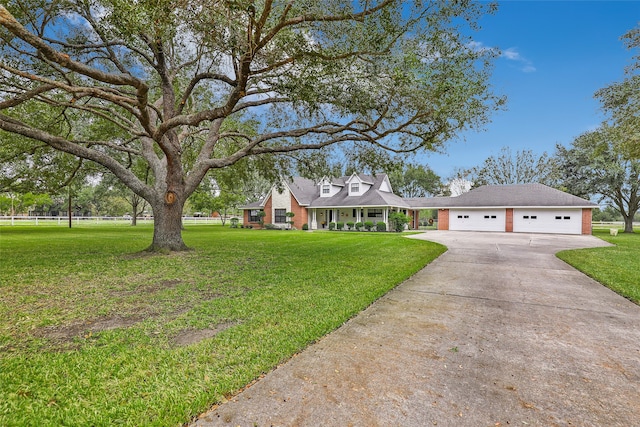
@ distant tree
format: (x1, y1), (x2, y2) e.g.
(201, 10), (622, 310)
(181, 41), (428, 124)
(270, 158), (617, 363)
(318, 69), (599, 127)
(1, 192), (53, 215)
(556, 125), (640, 233)
(0, 1), (503, 251)
(595, 26), (640, 159)
(467, 147), (559, 187)
(389, 163), (444, 198)
(189, 177), (244, 226)
(446, 172), (472, 196)
(592, 205), (624, 222)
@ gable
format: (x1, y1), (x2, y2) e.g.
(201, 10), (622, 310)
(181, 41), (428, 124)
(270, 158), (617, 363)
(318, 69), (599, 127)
(319, 177), (343, 198)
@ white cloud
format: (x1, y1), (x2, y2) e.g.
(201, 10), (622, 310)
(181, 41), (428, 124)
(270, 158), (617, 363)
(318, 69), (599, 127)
(501, 47), (536, 73)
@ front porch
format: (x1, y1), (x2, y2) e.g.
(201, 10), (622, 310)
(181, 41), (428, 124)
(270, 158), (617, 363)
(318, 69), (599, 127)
(309, 208), (420, 230)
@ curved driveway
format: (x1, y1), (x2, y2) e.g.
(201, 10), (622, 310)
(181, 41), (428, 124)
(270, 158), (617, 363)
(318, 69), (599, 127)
(193, 231), (640, 427)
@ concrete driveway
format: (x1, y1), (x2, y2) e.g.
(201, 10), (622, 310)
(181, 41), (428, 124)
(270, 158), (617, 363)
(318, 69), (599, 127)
(192, 231), (640, 427)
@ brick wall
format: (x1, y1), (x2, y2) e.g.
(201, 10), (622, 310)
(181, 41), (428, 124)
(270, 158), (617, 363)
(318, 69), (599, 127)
(582, 208), (592, 235)
(505, 208), (513, 232)
(438, 209), (449, 230)
(263, 196), (272, 227)
(290, 194), (308, 229)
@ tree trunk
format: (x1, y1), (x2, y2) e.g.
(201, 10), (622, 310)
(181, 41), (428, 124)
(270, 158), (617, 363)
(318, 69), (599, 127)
(146, 194), (189, 252)
(623, 215), (634, 233)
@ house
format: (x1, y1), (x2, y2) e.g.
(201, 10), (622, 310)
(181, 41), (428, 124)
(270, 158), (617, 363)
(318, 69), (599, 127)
(242, 176), (597, 235)
(242, 173), (419, 231)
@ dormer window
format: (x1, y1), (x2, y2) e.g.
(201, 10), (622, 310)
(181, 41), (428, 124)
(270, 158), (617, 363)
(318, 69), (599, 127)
(322, 184), (330, 194)
(351, 183), (359, 193)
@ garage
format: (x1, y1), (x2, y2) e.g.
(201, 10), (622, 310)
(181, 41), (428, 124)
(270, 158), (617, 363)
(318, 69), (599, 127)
(408, 183), (597, 235)
(513, 209), (583, 235)
(449, 209), (506, 232)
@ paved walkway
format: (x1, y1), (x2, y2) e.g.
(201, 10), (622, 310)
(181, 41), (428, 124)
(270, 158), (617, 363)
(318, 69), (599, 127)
(192, 232), (640, 427)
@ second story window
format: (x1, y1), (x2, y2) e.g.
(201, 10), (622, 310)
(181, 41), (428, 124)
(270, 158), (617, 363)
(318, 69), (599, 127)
(322, 185), (330, 194)
(351, 183), (359, 193)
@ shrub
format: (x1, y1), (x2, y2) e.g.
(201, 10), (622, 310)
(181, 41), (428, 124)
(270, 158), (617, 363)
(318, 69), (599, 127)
(376, 221), (387, 232)
(364, 221), (374, 231)
(346, 221), (355, 230)
(389, 212), (411, 232)
(302, 223), (309, 230)
(264, 223), (281, 230)
(336, 222), (344, 230)
(230, 217), (239, 228)
(355, 221), (364, 231)
(329, 222), (336, 230)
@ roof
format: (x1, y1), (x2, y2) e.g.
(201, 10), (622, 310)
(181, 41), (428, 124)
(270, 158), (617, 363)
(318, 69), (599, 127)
(242, 180), (596, 211)
(406, 184), (597, 209)
(308, 174), (407, 208)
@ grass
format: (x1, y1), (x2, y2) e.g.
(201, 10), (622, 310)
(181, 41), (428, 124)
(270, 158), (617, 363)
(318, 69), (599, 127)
(557, 229), (640, 304)
(0, 225), (445, 426)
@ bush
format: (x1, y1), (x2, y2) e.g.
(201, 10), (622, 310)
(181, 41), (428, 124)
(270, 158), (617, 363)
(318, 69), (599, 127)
(364, 221), (374, 231)
(336, 222), (344, 230)
(264, 223), (281, 230)
(302, 223), (309, 230)
(230, 217), (239, 228)
(355, 221), (364, 231)
(376, 222), (387, 232)
(329, 222), (336, 230)
(389, 212), (411, 232)
(346, 221), (355, 230)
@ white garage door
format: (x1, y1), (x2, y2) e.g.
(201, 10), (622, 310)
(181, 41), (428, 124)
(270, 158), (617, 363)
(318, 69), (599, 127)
(449, 209), (506, 232)
(513, 209), (582, 235)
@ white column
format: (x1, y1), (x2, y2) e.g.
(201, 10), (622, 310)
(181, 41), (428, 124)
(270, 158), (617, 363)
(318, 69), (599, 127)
(311, 209), (317, 230)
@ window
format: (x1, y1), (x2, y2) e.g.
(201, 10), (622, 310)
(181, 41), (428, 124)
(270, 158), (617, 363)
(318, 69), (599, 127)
(322, 185), (330, 194)
(564, 216), (571, 220)
(457, 215), (463, 219)
(249, 210), (261, 222)
(531, 216), (537, 219)
(491, 215), (497, 219)
(352, 209), (357, 217)
(274, 209), (286, 223)
(523, 215), (529, 219)
(555, 216), (562, 220)
(464, 215), (469, 219)
(368, 209), (383, 218)
(351, 183), (359, 192)
(484, 215), (490, 219)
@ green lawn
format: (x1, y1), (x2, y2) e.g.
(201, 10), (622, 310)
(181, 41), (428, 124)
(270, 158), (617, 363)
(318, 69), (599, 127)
(557, 229), (640, 304)
(0, 226), (445, 426)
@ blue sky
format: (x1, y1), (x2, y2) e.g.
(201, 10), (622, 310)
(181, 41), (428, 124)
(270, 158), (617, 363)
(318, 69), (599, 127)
(420, 0), (640, 179)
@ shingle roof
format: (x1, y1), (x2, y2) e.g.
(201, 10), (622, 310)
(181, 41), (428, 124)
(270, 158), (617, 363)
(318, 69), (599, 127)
(307, 173), (408, 208)
(242, 181), (596, 211)
(288, 177), (317, 206)
(406, 184), (596, 208)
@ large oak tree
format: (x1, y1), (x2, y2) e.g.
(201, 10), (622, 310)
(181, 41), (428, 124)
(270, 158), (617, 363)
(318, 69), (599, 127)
(0, 0), (503, 251)
(556, 126), (640, 233)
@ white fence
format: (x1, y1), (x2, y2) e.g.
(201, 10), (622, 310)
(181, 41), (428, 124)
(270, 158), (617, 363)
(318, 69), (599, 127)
(0, 216), (231, 226)
(592, 221), (638, 229)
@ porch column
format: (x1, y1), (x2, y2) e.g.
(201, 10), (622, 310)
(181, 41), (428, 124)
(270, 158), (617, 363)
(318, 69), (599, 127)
(311, 209), (317, 230)
(383, 208), (389, 230)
